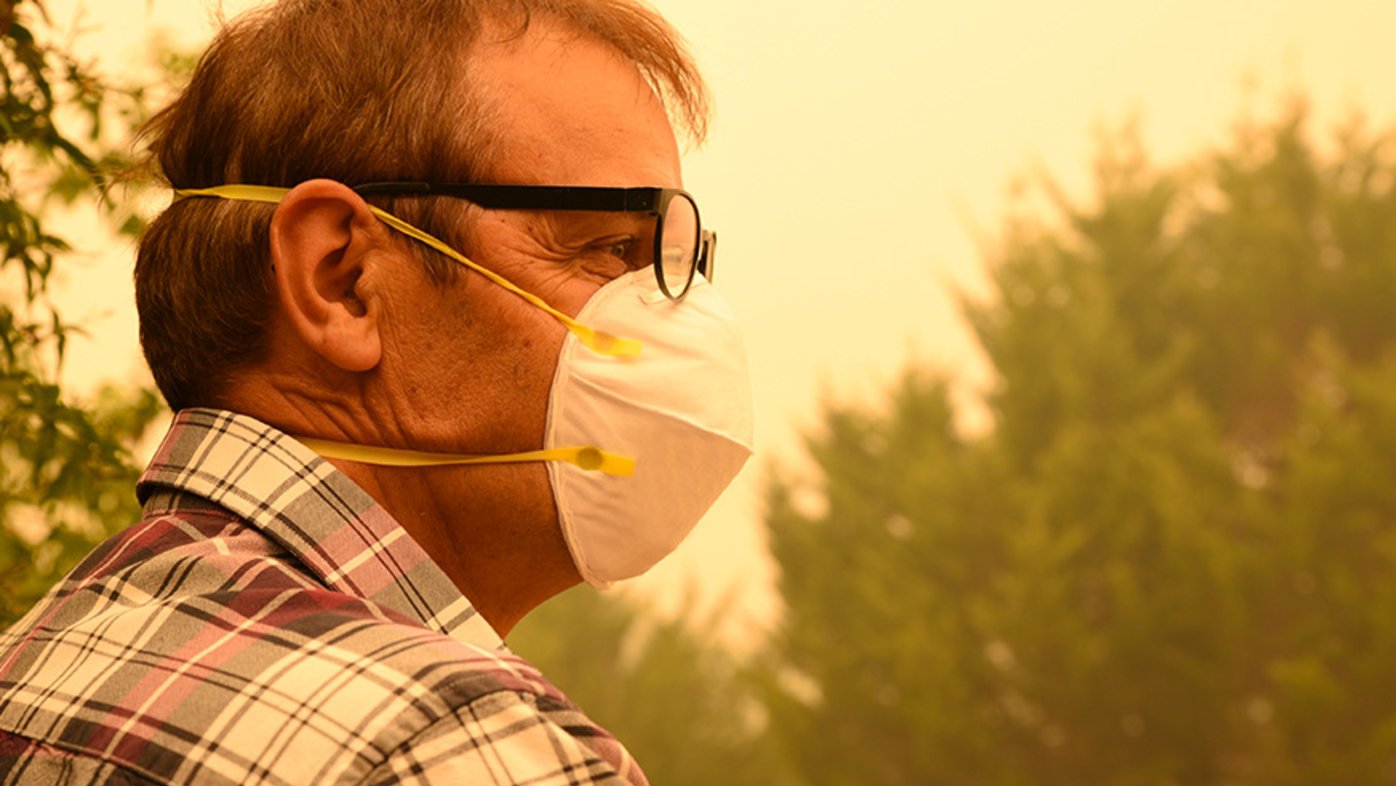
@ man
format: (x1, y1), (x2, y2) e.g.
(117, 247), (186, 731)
(0, 0), (752, 783)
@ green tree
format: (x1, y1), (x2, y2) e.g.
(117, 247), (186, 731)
(763, 105), (1396, 785)
(1, 0), (163, 627)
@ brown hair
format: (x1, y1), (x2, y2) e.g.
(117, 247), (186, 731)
(135, 0), (709, 410)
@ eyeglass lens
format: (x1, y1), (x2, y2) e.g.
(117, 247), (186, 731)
(659, 193), (701, 298)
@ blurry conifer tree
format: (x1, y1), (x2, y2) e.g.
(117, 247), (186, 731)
(763, 104), (1396, 785)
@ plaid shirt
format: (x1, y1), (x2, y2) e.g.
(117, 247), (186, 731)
(0, 409), (647, 786)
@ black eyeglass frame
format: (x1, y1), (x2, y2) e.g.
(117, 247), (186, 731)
(354, 181), (715, 300)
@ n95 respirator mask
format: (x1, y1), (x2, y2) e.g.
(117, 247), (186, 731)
(546, 268), (753, 587)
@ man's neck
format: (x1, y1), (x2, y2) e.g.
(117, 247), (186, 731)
(319, 458), (582, 637)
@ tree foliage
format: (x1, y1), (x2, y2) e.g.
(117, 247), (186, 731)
(1, 0), (163, 627)
(763, 105), (1396, 785)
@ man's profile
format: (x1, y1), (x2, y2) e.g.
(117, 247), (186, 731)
(0, 0), (752, 783)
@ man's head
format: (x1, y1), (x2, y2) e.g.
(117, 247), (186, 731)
(136, 0), (709, 411)
(134, 0), (721, 631)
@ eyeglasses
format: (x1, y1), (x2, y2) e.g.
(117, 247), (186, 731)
(354, 181), (716, 300)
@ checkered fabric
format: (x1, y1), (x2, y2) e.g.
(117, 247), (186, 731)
(0, 409), (647, 785)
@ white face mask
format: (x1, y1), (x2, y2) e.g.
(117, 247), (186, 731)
(547, 269), (753, 587)
(171, 185), (754, 587)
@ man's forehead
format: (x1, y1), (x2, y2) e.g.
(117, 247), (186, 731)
(467, 17), (681, 188)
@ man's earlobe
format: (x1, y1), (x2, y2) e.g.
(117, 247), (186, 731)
(270, 179), (384, 373)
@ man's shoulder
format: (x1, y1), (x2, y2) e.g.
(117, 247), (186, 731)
(0, 499), (537, 709)
(0, 509), (629, 785)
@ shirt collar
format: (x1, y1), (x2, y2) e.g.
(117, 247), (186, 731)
(137, 407), (504, 652)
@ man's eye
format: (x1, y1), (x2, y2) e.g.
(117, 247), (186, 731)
(599, 237), (636, 260)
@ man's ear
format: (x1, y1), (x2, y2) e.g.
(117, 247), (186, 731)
(269, 179), (386, 373)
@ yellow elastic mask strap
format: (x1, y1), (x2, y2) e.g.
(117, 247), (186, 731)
(172, 185), (641, 357)
(297, 437), (636, 477)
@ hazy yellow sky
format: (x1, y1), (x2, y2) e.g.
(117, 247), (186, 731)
(38, 0), (1396, 635)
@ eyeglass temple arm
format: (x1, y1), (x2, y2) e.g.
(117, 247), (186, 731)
(353, 182), (664, 212)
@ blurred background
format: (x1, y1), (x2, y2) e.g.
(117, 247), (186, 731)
(5, 0), (1396, 782)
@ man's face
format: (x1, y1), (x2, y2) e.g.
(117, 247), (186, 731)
(367, 18), (683, 500)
